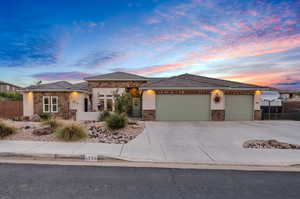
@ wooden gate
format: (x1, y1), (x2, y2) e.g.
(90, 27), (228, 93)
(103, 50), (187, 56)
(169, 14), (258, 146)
(0, 100), (23, 119)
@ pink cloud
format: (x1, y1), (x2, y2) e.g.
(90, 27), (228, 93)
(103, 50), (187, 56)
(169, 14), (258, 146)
(252, 15), (280, 29)
(285, 19), (296, 25)
(246, 10), (258, 16)
(201, 24), (226, 35)
(33, 72), (93, 81)
(196, 34), (300, 61)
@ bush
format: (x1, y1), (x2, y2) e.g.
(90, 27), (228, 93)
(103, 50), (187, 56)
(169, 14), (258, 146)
(42, 118), (62, 129)
(55, 123), (87, 141)
(106, 112), (128, 129)
(98, 110), (111, 122)
(0, 91), (22, 101)
(39, 113), (52, 120)
(0, 121), (17, 138)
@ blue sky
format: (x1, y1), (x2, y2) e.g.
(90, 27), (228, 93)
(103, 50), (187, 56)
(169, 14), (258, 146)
(0, 0), (300, 90)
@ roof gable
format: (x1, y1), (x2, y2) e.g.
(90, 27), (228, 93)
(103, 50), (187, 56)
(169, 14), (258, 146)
(84, 72), (147, 81)
(20, 81), (87, 92)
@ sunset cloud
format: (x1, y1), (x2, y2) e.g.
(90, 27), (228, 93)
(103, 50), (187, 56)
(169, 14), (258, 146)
(32, 72), (93, 81)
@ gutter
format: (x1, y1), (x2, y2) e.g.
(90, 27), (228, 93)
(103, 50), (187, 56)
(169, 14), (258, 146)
(140, 87), (266, 90)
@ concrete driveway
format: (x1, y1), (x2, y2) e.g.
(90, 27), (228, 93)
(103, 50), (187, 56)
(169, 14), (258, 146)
(121, 121), (300, 165)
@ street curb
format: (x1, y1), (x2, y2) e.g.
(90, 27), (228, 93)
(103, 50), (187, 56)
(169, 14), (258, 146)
(1, 152), (300, 168)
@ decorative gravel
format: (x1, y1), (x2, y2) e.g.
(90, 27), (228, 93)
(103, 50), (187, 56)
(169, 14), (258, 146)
(1, 120), (144, 144)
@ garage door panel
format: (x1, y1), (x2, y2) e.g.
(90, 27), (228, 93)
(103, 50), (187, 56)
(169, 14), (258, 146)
(225, 95), (253, 121)
(156, 94), (210, 121)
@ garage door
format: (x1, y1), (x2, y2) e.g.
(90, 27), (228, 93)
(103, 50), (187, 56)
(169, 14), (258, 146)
(225, 95), (253, 121)
(156, 94), (210, 121)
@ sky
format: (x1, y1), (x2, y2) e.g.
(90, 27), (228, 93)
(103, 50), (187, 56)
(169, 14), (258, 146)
(0, 0), (299, 90)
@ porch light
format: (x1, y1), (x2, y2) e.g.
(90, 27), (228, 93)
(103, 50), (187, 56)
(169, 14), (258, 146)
(212, 89), (221, 94)
(255, 90), (261, 95)
(146, 89), (155, 94)
(71, 91), (79, 96)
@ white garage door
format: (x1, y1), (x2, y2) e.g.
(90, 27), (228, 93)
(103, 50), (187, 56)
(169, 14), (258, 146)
(225, 95), (253, 121)
(156, 94), (210, 121)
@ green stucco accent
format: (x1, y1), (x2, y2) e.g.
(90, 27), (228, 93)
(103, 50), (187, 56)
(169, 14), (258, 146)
(156, 94), (210, 121)
(225, 95), (254, 121)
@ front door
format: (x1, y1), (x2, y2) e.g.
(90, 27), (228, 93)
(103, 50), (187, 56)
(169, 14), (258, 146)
(132, 97), (141, 117)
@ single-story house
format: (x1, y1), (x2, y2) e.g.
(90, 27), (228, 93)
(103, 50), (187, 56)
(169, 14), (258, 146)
(0, 80), (21, 92)
(20, 72), (265, 121)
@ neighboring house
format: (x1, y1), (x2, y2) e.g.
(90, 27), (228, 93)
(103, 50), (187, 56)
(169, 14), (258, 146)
(0, 81), (20, 92)
(20, 72), (265, 121)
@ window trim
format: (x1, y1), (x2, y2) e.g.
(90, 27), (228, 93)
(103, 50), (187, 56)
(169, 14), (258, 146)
(43, 96), (50, 113)
(51, 96), (59, 113)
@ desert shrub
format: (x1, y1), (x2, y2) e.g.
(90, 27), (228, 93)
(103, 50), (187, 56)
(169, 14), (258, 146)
(42, 118), (62, 129)
(106, 112), (128, 129)
(98, 110), (111, 122)
(113, 92), (132, 114)
(39, 113), (52, 120)
(55, 123), (87, 141)
(0, 121), (17, 138)
(0, 91), (22, 101)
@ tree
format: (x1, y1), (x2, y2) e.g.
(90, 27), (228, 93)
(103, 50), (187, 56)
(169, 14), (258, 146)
(113, 91), (132, 114)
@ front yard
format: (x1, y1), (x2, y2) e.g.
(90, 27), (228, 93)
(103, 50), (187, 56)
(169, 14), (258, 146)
(1, 119), (144, 144)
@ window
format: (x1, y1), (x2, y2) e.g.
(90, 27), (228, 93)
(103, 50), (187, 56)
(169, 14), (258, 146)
(51, 96), (59, 113)
(96, 93), (115, 112)
(107, 98), (113, 111)
(98, 99), (105, 111)
(43, 96), (50, 113)
(43, 96), (59, 113)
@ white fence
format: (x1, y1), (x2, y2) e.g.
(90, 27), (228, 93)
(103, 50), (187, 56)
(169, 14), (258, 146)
(76, 111), (99, 121)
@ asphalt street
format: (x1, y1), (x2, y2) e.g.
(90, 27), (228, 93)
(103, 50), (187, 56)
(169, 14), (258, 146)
(0, 163), (299, 199)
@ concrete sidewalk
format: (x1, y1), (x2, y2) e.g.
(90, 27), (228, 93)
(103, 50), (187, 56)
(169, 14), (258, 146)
(1, 121), (300, 166)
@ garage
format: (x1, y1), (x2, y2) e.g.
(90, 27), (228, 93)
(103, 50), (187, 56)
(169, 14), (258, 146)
(156, 94), (210, 121)
(225, 95), (254, 121)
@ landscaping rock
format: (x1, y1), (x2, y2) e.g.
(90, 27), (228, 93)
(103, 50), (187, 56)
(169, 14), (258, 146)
(85, 122), (143, 144)
(30, 114), (41, 122)
(32, 127), (53, 136)
(243, 139), (300, 149)
(24, 125), (31, 129)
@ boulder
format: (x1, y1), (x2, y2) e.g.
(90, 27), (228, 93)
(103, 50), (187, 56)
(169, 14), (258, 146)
(32, 127), (53, 136)
(29, 114), (41, 122)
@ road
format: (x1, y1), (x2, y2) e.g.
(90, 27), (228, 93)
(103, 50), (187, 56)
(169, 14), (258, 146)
(0, 163), (299, 199)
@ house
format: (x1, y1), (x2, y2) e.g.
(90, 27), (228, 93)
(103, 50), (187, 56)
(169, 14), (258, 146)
(0, 81), (20, 92)
(20, 72), (265, 121)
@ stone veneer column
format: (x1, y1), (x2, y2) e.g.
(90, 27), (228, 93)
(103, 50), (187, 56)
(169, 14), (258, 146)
(142, 110), (156, 121)
(211, 90), (225, 121)
(254, 90), (262, 120)
(142, 90), (156, 121)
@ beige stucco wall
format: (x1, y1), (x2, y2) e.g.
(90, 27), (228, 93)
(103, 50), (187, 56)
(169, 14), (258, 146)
(23, 92), (34, 116)
(210, 90), (225, 110)
(142, 90), (156, 110)
(254, 91), (261, 110)
(69, 92), (88, 112)
(92, 88), (125, 111)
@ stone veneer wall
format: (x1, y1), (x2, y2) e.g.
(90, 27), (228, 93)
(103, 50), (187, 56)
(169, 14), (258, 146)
(254, 110), (262, 120)
(87, 81), (148, 92)
(143, 110), (155, 121)
(33, 92), (70, 119)
(211, 110), (225, 121)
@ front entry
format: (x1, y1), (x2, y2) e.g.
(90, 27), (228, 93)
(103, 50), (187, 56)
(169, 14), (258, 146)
(156, 94), (210, 121)
(132, 97), (141, 117)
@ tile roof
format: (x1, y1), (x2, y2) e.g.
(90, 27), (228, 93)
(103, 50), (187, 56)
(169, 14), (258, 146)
(20, 81), (88, 92)
(84, 71), (148, 81)
(141, 73), (265, 89)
